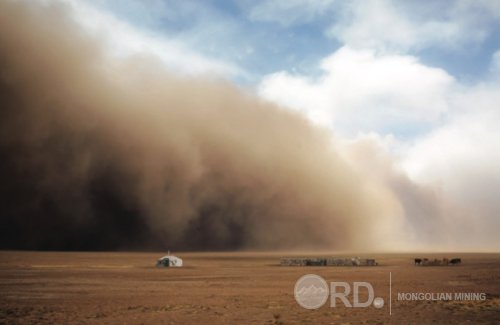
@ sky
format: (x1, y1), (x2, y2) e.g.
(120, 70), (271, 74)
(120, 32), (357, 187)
(72, 0), (500, 135)
(1, 0), (499, 251)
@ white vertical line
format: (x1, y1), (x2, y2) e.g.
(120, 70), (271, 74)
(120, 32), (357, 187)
(389, 271), (392, 315)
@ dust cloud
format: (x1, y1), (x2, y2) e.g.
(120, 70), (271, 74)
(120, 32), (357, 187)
(0, 1), (449, 251)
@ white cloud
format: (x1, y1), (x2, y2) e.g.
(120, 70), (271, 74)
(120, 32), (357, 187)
(259, 47), (500, 250)
(400, 82), (500, 249)
(64, 0), (243, 78)
(258, 46), (454, 135)
(403, 83), (500, 185)
(328, 0), (498, 52)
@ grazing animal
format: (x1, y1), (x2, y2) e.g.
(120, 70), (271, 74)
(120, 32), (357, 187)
(449, 258), (462, 265)
(414, 258), (422, 265)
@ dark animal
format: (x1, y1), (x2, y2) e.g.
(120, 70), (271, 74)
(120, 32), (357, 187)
(414, 258), (422, 265)
(449, 258), (462, 265)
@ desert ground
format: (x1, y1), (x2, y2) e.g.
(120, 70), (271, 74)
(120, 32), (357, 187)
(0, 251), (499, 324)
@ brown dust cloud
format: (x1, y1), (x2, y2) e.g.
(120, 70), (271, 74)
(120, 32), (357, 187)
(0, 1), (487, 252)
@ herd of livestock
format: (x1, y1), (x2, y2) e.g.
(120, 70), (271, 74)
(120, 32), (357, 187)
(280, 257), (377, 266)
(278, 257), (462, 267)
(414, 257), (462, 266)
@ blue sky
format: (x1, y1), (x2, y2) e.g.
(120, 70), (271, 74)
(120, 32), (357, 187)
(90, 0), (499, 85)
(89, 0), (340, 82)
(68, 0), (499, 144)
(66, 0), (500, 145)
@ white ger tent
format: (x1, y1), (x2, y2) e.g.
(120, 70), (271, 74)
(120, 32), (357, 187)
(156, 254), (183, 267)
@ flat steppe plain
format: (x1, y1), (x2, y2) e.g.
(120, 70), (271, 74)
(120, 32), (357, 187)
(0, 251), (499, 324)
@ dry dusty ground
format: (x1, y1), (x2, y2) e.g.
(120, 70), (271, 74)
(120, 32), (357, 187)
(0, 251), (499, 324)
